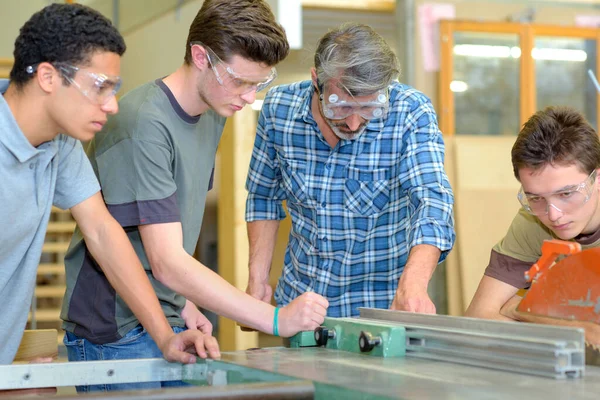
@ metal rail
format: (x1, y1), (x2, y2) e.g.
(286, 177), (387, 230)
(0, 358), (206, 390)
(359, 308), (585, 379)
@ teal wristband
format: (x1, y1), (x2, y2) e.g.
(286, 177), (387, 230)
(273, 307), (280, 337)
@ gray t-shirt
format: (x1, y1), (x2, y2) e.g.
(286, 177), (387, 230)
(61, 79), (226, 343)
(0, 79), (100, 363)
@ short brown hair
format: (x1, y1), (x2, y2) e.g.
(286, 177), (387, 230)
(184, 0), (289, 66)
(512, 106), (600, 180)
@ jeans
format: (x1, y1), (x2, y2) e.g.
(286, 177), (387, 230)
(64, 325), (190, 393)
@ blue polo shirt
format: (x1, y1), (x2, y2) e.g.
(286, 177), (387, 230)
(0, 79), (100, 363)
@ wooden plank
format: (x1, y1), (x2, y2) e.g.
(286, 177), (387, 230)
(41, 242), (70, 253)
(0, 58), (11, 79)
(34, 286), (66, 298)
(28, 309), (61, 323)
(51, 206), (70, 214)
(453, 136), (521, 312)
(217, 107), (259, 352)
(13, 330), (58, 362)
(46, 222), (76, 233)
(533, 25), (599, 39)
(37, 263), (65, 275)
(301, 0), (393, 12)
(520, 25), (535, 127)
(439, 21), (454, 136)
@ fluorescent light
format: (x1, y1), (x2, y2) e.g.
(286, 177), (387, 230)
(454, 44), (512, 58)
(251, 99), (264, 111)
(454, 44), (588, 62)
(532, 48), (587, 62)
(510, 46), (521, 58)
(450, 80), (468, 93)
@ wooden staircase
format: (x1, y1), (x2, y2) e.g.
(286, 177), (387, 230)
(29, 206), (75, 344)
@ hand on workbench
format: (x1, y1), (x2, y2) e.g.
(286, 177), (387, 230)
(181, 299), (213, 335)
(278, 292), (329, 337)
(246, 279), (273, 303)
(161, 330), (220, 363)
(391, 284), (436, 314)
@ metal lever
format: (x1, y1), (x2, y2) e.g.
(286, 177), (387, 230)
(359, 330), (381, 352)
(314, 326), (335, 346)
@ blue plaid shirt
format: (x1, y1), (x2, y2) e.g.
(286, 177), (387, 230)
(245, 80), (455, 317)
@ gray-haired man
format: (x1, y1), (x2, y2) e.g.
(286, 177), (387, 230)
(245, 23), (456, 317)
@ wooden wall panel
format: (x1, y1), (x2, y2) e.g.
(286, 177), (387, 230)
(451, 136), (521, 312)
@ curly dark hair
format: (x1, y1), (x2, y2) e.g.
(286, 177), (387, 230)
(512, 106), (600, 180)
(10, 3), (126, 88)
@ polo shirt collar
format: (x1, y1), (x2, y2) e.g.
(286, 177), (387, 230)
(0, 79), (45, 162)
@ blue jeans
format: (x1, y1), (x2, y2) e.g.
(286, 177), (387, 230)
(64, 325), (190, 393)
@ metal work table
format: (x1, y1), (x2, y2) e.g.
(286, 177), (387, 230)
(222, 347), (600, 399)
(2, 309), (599, 399)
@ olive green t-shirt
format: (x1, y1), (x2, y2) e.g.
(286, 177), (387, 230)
(61, 79), (226, 343)
(485, 208), (600, 288)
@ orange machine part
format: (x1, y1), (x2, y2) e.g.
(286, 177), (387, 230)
(518, 241), (600, 324)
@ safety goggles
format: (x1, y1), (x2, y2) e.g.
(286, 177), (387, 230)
(318, 86), (389, 120)
(517, 170), (597, 216)
(26, 62), (122, 106)
(191, 41), (277, 95)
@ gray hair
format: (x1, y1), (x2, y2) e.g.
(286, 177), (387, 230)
(314, 23), (400, 96)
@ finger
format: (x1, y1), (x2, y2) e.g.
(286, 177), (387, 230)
(313, 303), (328, 317)
(310, 313), (325, 326)
(200, 322), (213, 336)
(204, 336), (221, 359)
(193, 336), (208, 359)
(167, 348), (196, 364)
(187, 322), (199, 330)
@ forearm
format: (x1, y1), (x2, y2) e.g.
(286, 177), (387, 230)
(84, 219), (174, 348)
(464, 304), (516, 321)
(157, 251), (275, 334)
(398, 244), (440, 290)
(247, 220), (279, 282)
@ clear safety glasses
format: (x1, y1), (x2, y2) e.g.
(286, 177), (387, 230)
(190, 41), (277, 95)
(317, 84), (388, 120)
(26, 62), (122, 105)
(517, 170), (597, 216)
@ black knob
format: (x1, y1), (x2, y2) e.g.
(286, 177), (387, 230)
(314, 326), (329, 346)
(359, 331), (381, 352)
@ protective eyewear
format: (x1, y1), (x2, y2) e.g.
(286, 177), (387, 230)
(517, 170), (597, 216)
(190, 41), (277, 95)
(26, 63), (122, 106)
(319, 86), (389, 120)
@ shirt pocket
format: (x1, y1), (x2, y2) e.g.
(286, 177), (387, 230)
(280, 158), (308, 203)
(344, 166), (390, 216)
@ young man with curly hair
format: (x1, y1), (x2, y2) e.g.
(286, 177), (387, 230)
(0, 3), (218, 366)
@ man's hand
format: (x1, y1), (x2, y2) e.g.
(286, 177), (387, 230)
(246, 279), (273, 303)
(159, 330), (220, 364)
(278, 292), (329, 337)
(391, 283), (436, 314)
(181, 300), (213, 335)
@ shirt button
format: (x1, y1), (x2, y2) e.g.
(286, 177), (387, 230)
(325, 164), (331, 170)
(29, 163), (34, 169)
(322, 236), (328, 242)
(321, 202), (326, 208)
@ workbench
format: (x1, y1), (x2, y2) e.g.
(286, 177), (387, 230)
(1, 309), (599, 399)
